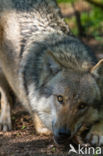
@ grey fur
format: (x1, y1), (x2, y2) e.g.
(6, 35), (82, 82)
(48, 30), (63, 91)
(0, 0), (103, 145)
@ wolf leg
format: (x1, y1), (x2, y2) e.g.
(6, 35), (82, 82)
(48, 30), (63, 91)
(33, 113), (51, 135)
(0, 69), (13, 131)
(0, 86), (12, 131)
(86, 121), (103, 146)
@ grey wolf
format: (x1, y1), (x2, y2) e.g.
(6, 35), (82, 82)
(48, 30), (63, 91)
(0, 0), (103, 146)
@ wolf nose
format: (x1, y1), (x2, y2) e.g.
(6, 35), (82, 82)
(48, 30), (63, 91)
(58, 128), (71, 138)
(53, 127), (71, 145)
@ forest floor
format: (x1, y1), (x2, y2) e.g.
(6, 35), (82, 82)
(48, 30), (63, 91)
(0, 3), (103, 156)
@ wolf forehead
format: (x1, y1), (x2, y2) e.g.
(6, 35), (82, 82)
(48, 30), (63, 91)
(46, 71), (101, 104)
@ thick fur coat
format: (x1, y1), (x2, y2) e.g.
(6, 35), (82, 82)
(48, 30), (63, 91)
(0, 0), (103, 145)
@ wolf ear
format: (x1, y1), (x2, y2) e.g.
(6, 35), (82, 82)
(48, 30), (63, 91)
(45, 51), (62, 74)
(39, 51), (62, 87)
(91, 59), (103, 94)
(91, 59), (103, 78)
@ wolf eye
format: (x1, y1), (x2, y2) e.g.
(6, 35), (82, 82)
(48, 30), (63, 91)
(78, 102), (86, 110)
(57, 95), (64, 104)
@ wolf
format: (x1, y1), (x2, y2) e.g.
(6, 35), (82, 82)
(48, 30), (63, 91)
(0, 0), (103, 146)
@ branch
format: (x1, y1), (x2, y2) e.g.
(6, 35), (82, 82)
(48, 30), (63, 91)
(72, 3), (86, 37)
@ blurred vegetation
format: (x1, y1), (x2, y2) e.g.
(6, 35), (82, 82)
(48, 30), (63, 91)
(57, 0), (103, 42)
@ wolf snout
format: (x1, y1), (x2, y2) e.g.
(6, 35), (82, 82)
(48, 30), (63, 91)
(53, 127), (71, 145)
(58, 127), (71, 137)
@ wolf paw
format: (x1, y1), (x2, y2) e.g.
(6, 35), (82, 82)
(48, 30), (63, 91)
(0, 112), (12, 132)
(36, 127), (51, 136)
(33, 113), (52, 136)
(86, 133), (103, 146)
(86, 125), (103, 146)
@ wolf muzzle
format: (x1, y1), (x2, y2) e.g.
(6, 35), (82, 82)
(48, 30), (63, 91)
(52, 122), (71, 144)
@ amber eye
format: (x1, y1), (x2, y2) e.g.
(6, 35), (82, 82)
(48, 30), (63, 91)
(57, 95), (64, 104)
(78, 102), (87, 110)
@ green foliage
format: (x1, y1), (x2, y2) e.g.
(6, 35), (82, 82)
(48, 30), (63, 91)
(21, 125), (26, 129)
(81, 7), (103, 40)
(57, 0), (103, 41)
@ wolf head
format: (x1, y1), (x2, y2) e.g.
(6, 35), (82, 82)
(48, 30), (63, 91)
(23, 36), (103, 144)
(42, 55), (103, 144)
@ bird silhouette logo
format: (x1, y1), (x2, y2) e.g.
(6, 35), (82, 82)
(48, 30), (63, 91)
(69, 144), (77, 154)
